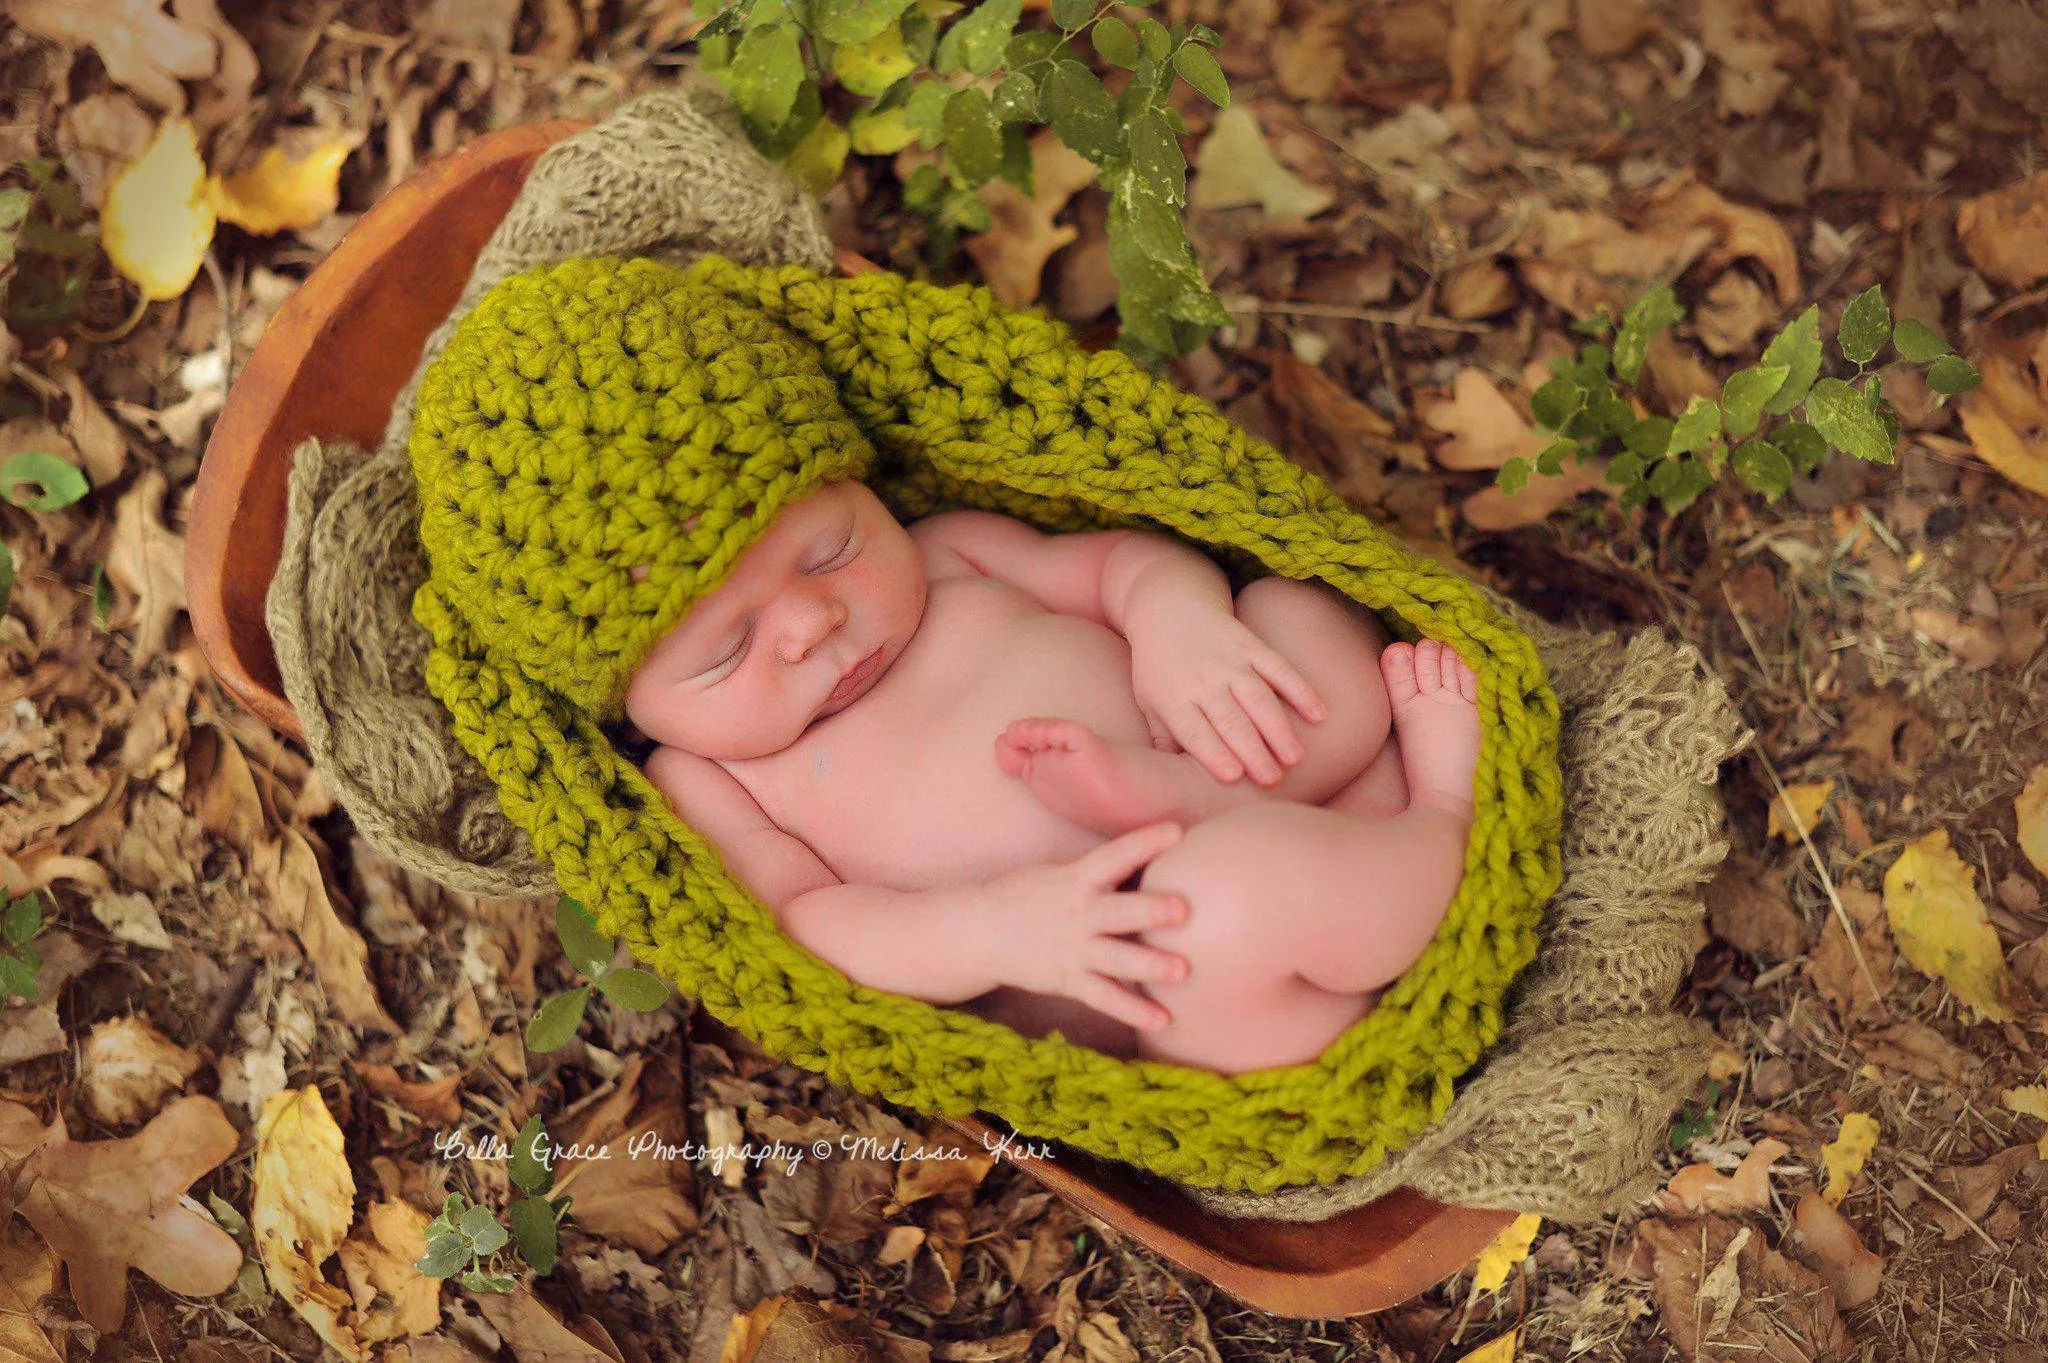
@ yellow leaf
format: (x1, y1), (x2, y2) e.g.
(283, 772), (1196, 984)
(254, 1087), (367, 1363)
(1821, 1112), (1878, 1205)
(850, 104), (920, 156)
(209, 134), (361, 236)
(1768, 779), (1835, 844)
(1883, 828), (2014, 1022)
(784, 116), (850, 202)
(2018, 766), (2048, 879)
(1471, 1211), (1542, 1292)
(2003, 1084), (2048, 1158)
(1458, 1331), (1520, 1363)
(832, 25), (914, 97)
(102, 116), (216, 302)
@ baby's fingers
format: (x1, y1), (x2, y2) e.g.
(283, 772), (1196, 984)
(1089, 937), (1189, 985)
(1071, 974), (1173, 1032)
(1094, 892), (1188, 936)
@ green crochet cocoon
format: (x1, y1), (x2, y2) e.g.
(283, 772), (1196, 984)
(409, 254), (1564, 1193)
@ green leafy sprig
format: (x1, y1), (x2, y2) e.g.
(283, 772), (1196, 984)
(693, 0), (1235, 365)
(1, 155), (97, 331)
(0, 892), (46, 1004)
(1498, 284), (1983, 514)
(525, 897), (670, 1054)
(416, 1115), (571, 1290)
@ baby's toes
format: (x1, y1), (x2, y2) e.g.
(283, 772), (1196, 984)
(1450, 651), (1481, 703)
(1380, 642), (1419, 703)
(1411, 639), (1446, 694)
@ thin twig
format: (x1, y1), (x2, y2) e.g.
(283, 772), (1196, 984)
(1720, 584), (1892, 1018)
(1893, 1163), (2001, 1254)
(1233, 297), (1493, 334)
(322, 20), (631, 83)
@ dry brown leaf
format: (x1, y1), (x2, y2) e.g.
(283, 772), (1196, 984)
(1930, 1145), (2037, 1229)
(1575, 0), (1657, 57)
(554, 1056), (698, 1254)
(103, 467), (189, 664)
(1657, 1138), (1789, 1215)
(1517, 209), (1715, 317)
(0, 1003), (68, 1070)
(334, 1200), (442, 1347)
(1460, 456), (1611, 530)
(962, 131), (1097, 309)
(1421, 369), (1547, 471)
(1704, 853), (1814, 961)
(1790, 1192), (1881, 1309)
(56, 369), (129, 487)
(56, 90), (154, 209)
(254, 1086), (369, 1363)
(176, 0), (259, 137)
(1638, 170), (1801, 305)
(1909, 606), (2006, 671)
(1271, 8), (1350, 100)
(414, 0), (523, 52)
(1697, 0), (1792, 119)
(356, 1062), (463, 1125)
(1957, 336), (2048, 501)
(1693, 270), (1774, 357)
(1808, 885), (1894, 1029)
(1767, 780), (1833, 844)
(15, 1095), (243, 1334)
(1861, 1019), (1980, 1084)
(8, 0), (219, 112)
(722, 1296), (882, 1363)
(473, 1288), (615, 1362)
(0, 1223), (64, 1363)
(251, 829), (401, 1035)
(1957, 171), (2048, 288)
(81, 1016), (202, 1127)
(186, 721), (266, 857)
(1190, 105), (1334, 220)
(1831, 692), (1931, 784)
(1636, 1214), (1846, 1363)
(2018, 766), (2048, 879)
(1440, 259), (1518, 319)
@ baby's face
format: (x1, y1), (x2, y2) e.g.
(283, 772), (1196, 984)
(624, 481), (926, 761)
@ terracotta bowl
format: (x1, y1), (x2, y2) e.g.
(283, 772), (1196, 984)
(186, 120), (1514, 1318)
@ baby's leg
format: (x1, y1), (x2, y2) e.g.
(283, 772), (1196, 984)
(998, 576), (1394, 836)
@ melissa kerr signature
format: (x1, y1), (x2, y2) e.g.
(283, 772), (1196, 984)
(431, 1127), (1057, 1178)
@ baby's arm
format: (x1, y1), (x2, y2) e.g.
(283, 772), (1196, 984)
(643, 746), (1000, 1002)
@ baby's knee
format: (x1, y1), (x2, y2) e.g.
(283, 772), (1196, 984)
(1132, 807), (1316, 975)
(1233, 577), (1393, 779)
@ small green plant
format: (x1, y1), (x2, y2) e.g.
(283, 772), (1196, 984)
(691, 0), (1235, 364)
(1, 156), (98, 331)
(0, 892), (46, 1003)
(1668, 1080), (1723, 1153)
(416, 1115), (573, 1290)
(1497, 284), (1982, 514)
(524, 896), (671, 1053)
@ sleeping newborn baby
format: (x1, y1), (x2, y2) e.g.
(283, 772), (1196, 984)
(624, 480), (1481, 1076)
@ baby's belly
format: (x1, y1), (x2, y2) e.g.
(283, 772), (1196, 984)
(731, 580), (1151, 891)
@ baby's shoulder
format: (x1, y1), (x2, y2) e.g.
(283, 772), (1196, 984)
(908, 519), (982, 584)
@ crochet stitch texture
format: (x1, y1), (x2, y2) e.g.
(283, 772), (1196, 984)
(409, 253), (1565, 1192)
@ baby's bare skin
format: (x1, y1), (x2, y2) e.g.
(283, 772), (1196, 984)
(625, 481), (1480, 1074)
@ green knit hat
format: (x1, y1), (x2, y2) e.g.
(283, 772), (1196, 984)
(409, 255), (873, 725)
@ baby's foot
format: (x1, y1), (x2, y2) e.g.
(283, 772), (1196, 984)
(1380, 641), (1481, 819)
(997, 718), (1186, 836)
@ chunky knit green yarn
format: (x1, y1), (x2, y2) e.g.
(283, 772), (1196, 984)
(409, 253), (1565, 1193)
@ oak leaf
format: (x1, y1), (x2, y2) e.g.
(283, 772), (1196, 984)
(250, 829), (401, 1035)
(0, 1223), (64, 1363)
(2017, 765), (2048, 879)
(962, 131), (1097, 309)
(13, 1095), (243, 1333)
(103, 467), (189, 662)
(81, 1016), (202, 1127)
(1190, 105), (1334, 220)
(1657, 1138), (1789, 1216)
(8, 0), (218, 112)
(1421, 369), (1547, 471)
(1956, 334), (2048, 500)
(1956, 170), (2048, 288)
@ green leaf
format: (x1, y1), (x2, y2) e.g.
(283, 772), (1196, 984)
(1137, 16), (1171, 59)
(942, 86), (1003, 187)
(0, 187), (30, 232)
(1003, 29), (1060, 68)
(849, 102), (920, 153)
(1666, 396), (1722, 458)
(509, 1196), (561, 1275)
(1613, 285), (1684, 387)
(1623, 416), (1674, 458)
(1719, 362), (1790, 439)
(1171, 43), (1228, 106)
(996, 121), (1034, 194)
(1759, 304), (1822, 416)
(752, 79), (822, 158)
(1187, 21), (1220, 44)
(597, 967), (671, 1012)
(1530, 377), (1584, 432)
(934, 0), (1019, 75)
(467, 1216), (510, 1258)
(1039, 61), (1122, 162)
(941, 184), (992, 232)
(1125, 109), (1182, 202)
(1534, 439), (1574, 477)
(208, 1191), (252, 1243)
(18, 219), (94, 258)
(1497, 457), (1531, 494)
(524, 987), (589, 1053)
(555, 897), (614, 976)
(1925, 354), (1982, 396)
(0, 453), (89, 511)
(810, 0), (917, 44)
(1768, 421), (1826, 473)
(728, 23), (806, 134)
(416, 1231), (473, 1279)
(833, 24), (915, 95)
(1, 542), (13, 610)
(89, 563), (111, 628)
(1091, 15), (1139, 67)
(901, 161), (945, 210)
(2, 892), (40, 946)
(903, 79), (954, 149)
(1732, 439), (1794, 500)
(0, 952), (37, 1003)
(510, 1115), (555, 1195)
(1605, 449), (1646, 488)
(1050, 0), (1095, 27)
(1648, 455), (1714, 513)
(1892, 316), (1952, 363)
(992, 69), (1038, 122)
(1804, 377), (1894, 463)
(1836, 285), (1891, 366)
(458, 1204), (499, 1241)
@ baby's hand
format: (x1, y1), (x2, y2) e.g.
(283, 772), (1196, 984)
(982, 822), (1192, 1032)
(1129, 609), (1326, 786)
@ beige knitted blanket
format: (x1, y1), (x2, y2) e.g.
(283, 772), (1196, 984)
(264, 75), (1750, 1223)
